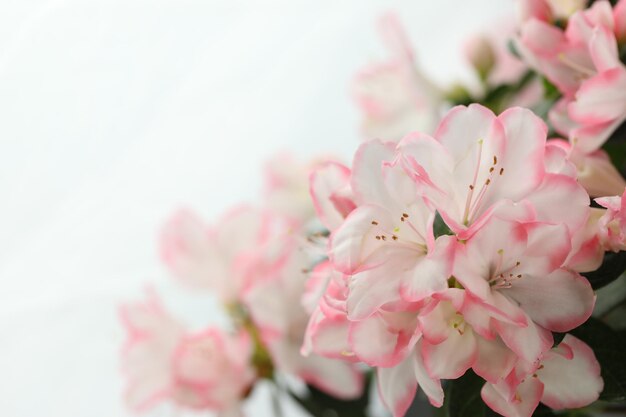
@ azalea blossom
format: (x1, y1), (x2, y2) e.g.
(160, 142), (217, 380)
(545, 138), (626, 197)
(352, 13), (442, 141)
(453, 214), (595, 363)
(516, 0), (624, 97)
(482, 334), (603, 417)
(160, 206), (295, 303)
(309, 161), (356, 232)
(119, 291), (255, 416)
(243, 235), (365, 399)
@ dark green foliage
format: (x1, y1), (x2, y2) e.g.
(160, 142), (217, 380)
(581, 251), (626, 290)
(289, 373), (372, 417)
(444, 371), (499, 417)
(433, 211), (453, 238)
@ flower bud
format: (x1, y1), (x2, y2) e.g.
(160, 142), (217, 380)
(465, 35), (496, 81)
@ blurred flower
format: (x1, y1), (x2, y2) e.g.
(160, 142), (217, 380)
(352, 13), (443, 141)
(160, 206), (294, 303)
(482, 335), (603, 417)
(119, 291), (255, 415)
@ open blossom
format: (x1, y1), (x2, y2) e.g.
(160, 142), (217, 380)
(119, 292), (255, 416)
(309, 161), (355, 232)
(518, 0), (626, 151)
(546, 138), (626, 197)
(160, 206), (294, 303)
(453, 214), (595, 363)
(515, 1), (621, 96)
(482, 334), (603, 417)
(304, 103), (600, 417)
(398, 104), (589, 239)
(566, 26), (626, 153)
(352, 13), (442, 141)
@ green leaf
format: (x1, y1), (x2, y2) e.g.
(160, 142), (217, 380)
(434, 211), (453, 238)
(604, 121), (626, 173)
(570, 318), (626, 401)
(581, 251), (626, 290)
(444, 370), (498, 417)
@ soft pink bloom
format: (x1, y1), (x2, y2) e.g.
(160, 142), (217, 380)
(398, 105), (588, 240)
(482, 335), (603, 417)
(596, 188), (626, 251)
(119, 292), (255, 415)
(243, 237), (364, 399)
(263, 153), (320, 223)
(546, 138), (626, 197)
(329, 138), (455, 319)
(519, 1), (626, 151)
(453, 214), (595, 363)
(309, 161), (356, 232)
(352, 13), (442, 141)
(516, 0), (621, 97)
(567, 32), (626, 153)
(160, 206), (294, 303)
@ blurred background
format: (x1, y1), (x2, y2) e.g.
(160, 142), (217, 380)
(0, 1), (513, 415)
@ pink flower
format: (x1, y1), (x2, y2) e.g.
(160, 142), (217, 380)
(546, 138), (626, 197)
(352, 13), (442, 141)
(119, 292), (255, 415)
(243, 238), (364, 399)
(453, 214), (595, 362)
(309, 161), (356, 232)
(482, 335), (603, 417)
(516, 0), (621, 97)
(329, 138), (455, 319)
(263, 153), (320, 223)
(160, 206), (294, 303)
(399, 105), (588, 240)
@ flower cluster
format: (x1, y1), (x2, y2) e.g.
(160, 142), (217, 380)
(304, 104), (604, 417)
(120, 2), (626, 416)
(120, 158), (364, 416)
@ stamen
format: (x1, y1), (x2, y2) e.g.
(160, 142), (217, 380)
(371, 220), (378, 225)
(499, 168), (504, 175)
(558, 53), (595, 77)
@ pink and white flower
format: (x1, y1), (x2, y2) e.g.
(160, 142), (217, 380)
(119, 292), (255, 416)
(546, 138), (626, 197)
(453, 214), (595, 363)
(482, 335), (603, 417)
(352, 13), (443, 141)
(160, 206), (294, 303)
(399, 105), (589, 240)
(243, 236), (364, 399)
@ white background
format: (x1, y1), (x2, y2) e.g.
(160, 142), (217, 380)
(0, 1), (514, 416)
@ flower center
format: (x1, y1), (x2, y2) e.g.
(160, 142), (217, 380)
(488, 249), (523, 290)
